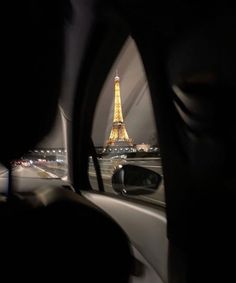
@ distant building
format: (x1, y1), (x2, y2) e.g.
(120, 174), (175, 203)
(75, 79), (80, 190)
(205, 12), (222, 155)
(136, 143), (150, 152)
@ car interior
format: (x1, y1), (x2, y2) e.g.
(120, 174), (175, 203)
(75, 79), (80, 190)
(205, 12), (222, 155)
(0, 1), (235, 283)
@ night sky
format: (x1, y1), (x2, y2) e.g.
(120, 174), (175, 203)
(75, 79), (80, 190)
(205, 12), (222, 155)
(92, 37), (157, 146)
(38, 37), (157, 148)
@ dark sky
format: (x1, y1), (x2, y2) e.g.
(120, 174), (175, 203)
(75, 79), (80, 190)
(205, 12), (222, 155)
(92, 37), (157, 146)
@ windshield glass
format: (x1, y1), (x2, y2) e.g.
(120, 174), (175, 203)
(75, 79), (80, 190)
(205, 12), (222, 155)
(8, 149), (67, 179)
(0, 112), (68, 181)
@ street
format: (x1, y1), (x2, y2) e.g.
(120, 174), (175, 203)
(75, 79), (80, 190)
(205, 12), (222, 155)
(0, 164), (58, 179)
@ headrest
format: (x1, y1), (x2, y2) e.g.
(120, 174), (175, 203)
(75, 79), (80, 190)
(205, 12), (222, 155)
(168, 17), (236, 87)
(166, 16), (236, 177)
(0, 1), (71, 166)
(167, 17), (236, 137)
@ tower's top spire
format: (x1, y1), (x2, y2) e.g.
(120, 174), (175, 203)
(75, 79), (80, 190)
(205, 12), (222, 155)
(115, 69), (119, 81)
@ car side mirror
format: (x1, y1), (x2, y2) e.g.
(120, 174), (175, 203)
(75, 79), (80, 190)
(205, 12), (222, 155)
(112, 164), (162, 196)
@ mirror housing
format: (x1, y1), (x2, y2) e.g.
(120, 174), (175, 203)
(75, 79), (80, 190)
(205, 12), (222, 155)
(112, 164), (162, 196)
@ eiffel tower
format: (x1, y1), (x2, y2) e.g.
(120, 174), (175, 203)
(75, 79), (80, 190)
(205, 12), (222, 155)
(106, 72), (133, 149)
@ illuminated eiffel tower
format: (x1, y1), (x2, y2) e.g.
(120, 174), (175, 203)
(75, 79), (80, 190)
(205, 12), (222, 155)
(106, 72), (133, 149)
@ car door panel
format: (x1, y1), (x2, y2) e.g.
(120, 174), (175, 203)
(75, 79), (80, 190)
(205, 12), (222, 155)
(82, 191), (168, 283)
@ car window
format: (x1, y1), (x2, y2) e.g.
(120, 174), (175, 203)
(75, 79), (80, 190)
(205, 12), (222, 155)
(90, 37), (165, 206)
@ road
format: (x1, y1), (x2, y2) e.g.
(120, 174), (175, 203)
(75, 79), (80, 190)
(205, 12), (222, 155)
(0, 164), (59, 179)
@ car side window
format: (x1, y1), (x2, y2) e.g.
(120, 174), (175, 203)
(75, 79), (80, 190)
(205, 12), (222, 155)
(90, 37), (165, 206)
